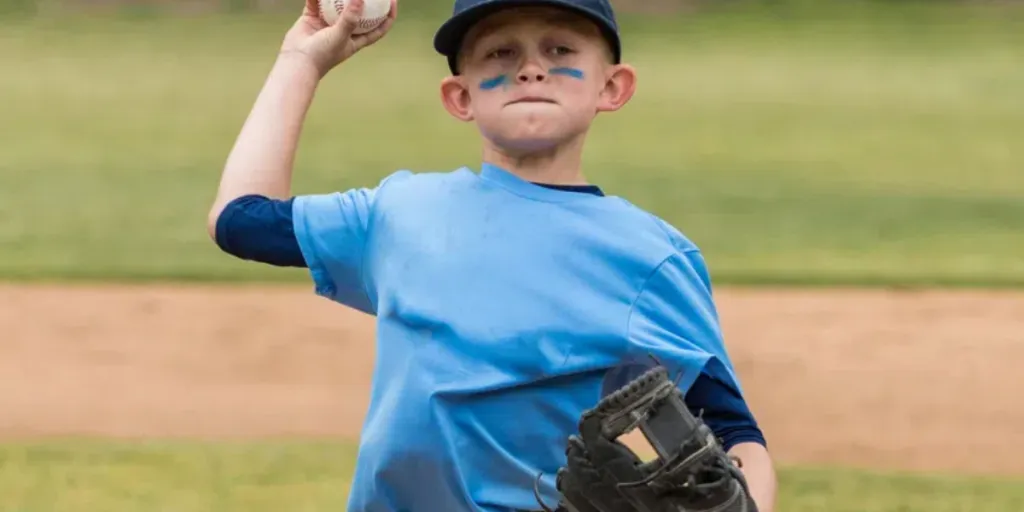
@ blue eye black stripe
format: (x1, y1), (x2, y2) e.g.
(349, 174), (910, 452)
(549, 67), (584, 80)
(480, 75), (509, 90)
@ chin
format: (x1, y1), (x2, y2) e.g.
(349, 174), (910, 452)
(484, 122), (573, 154)
(492, 136), (564, 155)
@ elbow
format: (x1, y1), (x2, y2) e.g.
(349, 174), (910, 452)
(207, 201), (226, 243)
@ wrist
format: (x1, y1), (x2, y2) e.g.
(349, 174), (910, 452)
(274, 50), (327, 82)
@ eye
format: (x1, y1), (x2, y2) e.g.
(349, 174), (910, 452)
(486, 47), (515, 59)
(550, 45), (576, 56)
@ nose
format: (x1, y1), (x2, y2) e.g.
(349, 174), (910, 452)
(516, 62), (547, 84)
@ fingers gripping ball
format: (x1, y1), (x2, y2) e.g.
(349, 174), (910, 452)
(319, 0), (391, 34)
(536, 366), (759, 512)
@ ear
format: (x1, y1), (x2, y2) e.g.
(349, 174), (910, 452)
(596, 63), (637, 113)
(440, 76), (474, 122)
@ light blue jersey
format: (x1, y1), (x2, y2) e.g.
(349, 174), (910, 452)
(292, 163), (744, 512)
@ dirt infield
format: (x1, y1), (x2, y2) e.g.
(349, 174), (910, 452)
(1, 284), (1023, 476)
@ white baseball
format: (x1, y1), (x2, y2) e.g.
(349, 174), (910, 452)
(319, 0), (391, 35)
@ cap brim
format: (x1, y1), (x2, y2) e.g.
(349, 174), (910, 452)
(433, 0), (621, 75)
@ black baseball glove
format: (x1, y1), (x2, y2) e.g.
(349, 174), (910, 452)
(534, 365), (758, 512)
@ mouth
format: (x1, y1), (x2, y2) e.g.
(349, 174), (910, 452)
(506, 96), (558, 106)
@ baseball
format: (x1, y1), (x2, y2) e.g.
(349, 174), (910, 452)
(319, 0), (391, 35)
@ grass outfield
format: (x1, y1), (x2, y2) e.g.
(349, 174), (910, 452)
(0, 440), (1022, 511)
(1, 4), (1023, 286)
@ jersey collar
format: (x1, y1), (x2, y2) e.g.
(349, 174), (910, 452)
(479, 163), (606, 203)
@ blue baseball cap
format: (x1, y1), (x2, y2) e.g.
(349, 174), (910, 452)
(433, 0), (622, 75)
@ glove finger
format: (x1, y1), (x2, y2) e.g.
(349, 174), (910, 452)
(564, 436), (599, 482)
(574, 425), (646, 484)
(577, 410), (641, 466)
(554, 468), (606, 512)
(563, 436), (644, 512)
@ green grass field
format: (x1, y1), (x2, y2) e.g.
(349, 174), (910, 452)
(3, 3), (1024, 510)
(2, 440), (1023, 512)
(1, 2), (1022, 286)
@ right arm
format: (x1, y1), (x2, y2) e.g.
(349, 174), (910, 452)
(206, 0), (397, 239)
(207, 55), (320, 237)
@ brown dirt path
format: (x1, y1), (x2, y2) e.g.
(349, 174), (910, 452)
(1, 284), (1022, 476)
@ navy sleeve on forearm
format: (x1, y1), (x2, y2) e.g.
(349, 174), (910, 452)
(214, 194), (308, 268)
(602, 364), (766, 452)
(685, 373), (767, 452)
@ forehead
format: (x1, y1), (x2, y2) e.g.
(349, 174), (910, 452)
(463, 6), (602, 45)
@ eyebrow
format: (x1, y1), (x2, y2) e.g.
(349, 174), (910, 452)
(460, 14), (601, 65)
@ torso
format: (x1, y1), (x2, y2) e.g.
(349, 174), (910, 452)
(345, 166), (681, 512)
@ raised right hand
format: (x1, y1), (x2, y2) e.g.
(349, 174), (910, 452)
(279, 0), (398, 78)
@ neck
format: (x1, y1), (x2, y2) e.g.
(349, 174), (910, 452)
(481, 134), (588, 185)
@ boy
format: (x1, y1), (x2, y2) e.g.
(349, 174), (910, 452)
(208, 0), (778, 510)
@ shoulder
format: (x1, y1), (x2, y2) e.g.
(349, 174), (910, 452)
(374, 167), (477, 194)
(590, 197), (717, 296)
(624, 200), (698, 252)
(595, 196), (701, 256)
(295, 167), (476, 213)
(352, 167), (478, 208)
(317, 167), (478, 197)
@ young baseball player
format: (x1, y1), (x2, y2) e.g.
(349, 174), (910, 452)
(208, 0), (778, 510)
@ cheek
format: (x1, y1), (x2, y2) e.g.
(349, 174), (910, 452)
(468, 91), (505, 121)
(471, 59), (519, 92)
(548, 67), (586, 80)
(465, 72), (511, 117)
(560, 77), (605, 109)
(478, 73), (510, 91)
(549, 66), (601, 94)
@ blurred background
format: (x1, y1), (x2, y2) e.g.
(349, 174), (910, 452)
(1, 0), (1022, 510)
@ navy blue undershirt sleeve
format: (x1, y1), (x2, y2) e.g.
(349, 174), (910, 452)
(603, 365), (766, 452)
(214, 194), (307, 268)
(684, 373), (767, 451)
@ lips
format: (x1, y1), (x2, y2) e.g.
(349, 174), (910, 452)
(506, 96), (558, 105)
